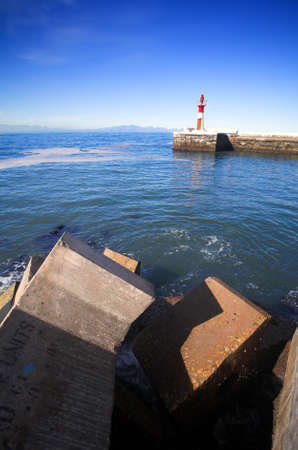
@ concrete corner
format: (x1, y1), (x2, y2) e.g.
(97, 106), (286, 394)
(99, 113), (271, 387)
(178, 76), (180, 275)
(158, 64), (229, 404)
(133, 277), (270, 429)
(14, 255), (45, 304)
(104, 248), (141, 275)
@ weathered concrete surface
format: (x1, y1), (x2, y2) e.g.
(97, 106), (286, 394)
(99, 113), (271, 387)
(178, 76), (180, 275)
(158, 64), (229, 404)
(173, 132), (218, 152)
(0, 257), (44, 325)
(0, 283), (18, 323)
(0, 312), (115, 450)
(14, 255), (44, 305)
(0, 233), (154, 449)
(232, 135), (298, 154)
(133, 277), (270, 429)
(173, 132), (298, 154)
(272, 328), (298, 450)
(104, 248), (141, 275)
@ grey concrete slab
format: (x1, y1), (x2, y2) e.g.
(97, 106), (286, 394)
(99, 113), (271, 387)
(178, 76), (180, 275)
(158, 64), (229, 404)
(0, 309), (115, 450)
(0, 233), (155, 449)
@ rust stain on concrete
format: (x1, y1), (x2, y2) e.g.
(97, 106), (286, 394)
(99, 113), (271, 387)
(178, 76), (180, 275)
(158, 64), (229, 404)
(133, 277), (270, 427)
(104, 248), (141, 275)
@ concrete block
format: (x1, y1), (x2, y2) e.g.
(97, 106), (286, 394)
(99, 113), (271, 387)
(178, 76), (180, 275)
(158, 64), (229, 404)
(0, 283), (18, 324)
(14, 255), (45, 304)
(133, 277), (270, 429)
(173, 133), (298, 154)
(0, 233), (154, 449)
(104, 248), (141, 275)
(272, 328), (298, 450)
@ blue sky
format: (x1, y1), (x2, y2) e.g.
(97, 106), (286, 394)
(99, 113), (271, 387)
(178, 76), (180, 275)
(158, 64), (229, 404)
(1, 0), (297, 132)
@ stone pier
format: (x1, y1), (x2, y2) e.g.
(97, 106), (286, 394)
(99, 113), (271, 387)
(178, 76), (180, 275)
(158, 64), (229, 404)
(173, 132), (298, 154)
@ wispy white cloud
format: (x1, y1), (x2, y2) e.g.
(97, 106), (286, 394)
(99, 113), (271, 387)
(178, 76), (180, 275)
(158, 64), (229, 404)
(50, 25), (124, 45)
(19, 50), (67, 64)
(51, 25), (97, 43)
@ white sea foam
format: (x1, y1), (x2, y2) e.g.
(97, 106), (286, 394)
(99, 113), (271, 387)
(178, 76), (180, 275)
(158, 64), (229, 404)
(281, 288), (298, 314)
(246, 282), (259, 290)
(0, 275), (14, 293)
(0, 146), (130, 169)
(200, 235), (242, 266)
(166, 228), (191, 240)
(205, 235), (219, 246)
(0, 146), (170, 169)
(0, 259), (27, 293)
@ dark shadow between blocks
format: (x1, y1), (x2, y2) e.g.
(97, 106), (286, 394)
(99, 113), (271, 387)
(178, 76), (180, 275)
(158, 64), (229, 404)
(216, 133), (235, 151)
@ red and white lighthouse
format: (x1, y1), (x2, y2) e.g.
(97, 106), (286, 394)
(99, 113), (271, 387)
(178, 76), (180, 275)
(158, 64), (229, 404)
(197, 94), (206, 131)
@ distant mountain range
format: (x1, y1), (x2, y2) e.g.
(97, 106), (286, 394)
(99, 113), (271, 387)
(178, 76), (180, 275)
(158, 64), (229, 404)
(0, 124), (181, 134)
(97, 125), (181, 133)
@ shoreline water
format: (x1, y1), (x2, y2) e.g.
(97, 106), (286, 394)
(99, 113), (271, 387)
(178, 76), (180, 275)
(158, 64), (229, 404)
(0, 131), (297, 321)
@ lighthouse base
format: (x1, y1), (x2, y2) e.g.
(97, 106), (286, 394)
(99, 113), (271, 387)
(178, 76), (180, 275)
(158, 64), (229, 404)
(173, 132), (298, 154)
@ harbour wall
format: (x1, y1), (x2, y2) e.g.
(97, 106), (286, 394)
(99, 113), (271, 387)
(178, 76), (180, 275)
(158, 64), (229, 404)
(173, 132), (298, 154)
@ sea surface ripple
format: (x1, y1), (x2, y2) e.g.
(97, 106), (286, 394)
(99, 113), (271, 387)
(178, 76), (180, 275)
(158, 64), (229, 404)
(0, 131), (297, 318)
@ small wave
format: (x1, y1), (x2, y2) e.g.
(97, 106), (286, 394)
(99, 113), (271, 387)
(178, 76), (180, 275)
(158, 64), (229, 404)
(200, 235), (242, 266)
(246, 282), (259, 290)
(0, 258), (27, 293)
(158, 267), (203, 297)
(165, 228), (191, 241)
(0, 275), (15, 292)
(281, 288), (298, 315)
(205, 235), (219, 246)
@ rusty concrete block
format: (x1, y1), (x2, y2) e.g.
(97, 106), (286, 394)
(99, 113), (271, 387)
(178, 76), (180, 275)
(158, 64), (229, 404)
(162, 296), (183, 306)
(0, 233), (154, 449)
(133, 277), (270, 429)
(104, 248), (141, 275)
(0, 283), (18, 324)
(272, 328), (298, 450)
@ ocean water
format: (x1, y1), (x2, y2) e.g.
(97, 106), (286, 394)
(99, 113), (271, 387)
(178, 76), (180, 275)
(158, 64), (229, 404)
(0, 132), (297, 319)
